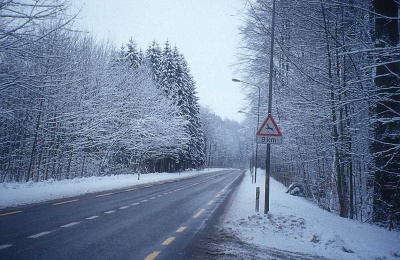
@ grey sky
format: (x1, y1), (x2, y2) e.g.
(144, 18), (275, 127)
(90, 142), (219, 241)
(71, 0), (246, 122)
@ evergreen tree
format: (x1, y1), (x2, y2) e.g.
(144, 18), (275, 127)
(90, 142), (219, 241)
(175, 51), (205, 168)
(125, 39), (143, 69)
(145, 41), (163, 86)
(145, 41), (206, 170)
(160, 41), (178, 99)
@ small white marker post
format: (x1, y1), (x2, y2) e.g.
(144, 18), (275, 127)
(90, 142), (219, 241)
(255, 187), (260, 212)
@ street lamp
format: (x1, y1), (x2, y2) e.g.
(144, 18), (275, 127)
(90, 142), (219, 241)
(233, 78), (261, 184)
(238, 110), (256, 181)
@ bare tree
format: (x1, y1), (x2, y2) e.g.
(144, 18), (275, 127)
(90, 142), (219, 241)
(236, 0), (398, 228)
(371, 0), (400, 230)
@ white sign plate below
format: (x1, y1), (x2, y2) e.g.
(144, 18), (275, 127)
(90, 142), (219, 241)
(256, 135), (282, 144)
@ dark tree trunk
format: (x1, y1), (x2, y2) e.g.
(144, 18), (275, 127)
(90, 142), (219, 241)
(371, 0), (400, 228)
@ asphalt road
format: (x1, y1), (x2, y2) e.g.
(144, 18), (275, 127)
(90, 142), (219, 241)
(0, 169), (244, 260)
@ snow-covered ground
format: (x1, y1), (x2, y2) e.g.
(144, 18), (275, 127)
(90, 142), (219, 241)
(0, 168), (226, 209)
(223, 170), (400, 260)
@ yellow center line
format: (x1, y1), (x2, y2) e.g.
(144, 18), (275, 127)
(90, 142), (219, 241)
(144, 251), (161, 260)
(161, 236), (175, 246)
(176, 227), (186, 233)
(193, 209), (205, 219)
(0, 210), (23, 217)
(207, 200), (214, 206)
(53, 199), (80, 206)
(96, 193), (113, 197)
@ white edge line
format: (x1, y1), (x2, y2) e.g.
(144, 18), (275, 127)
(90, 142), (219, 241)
(61, 222), (81, 228)
(86, 216), (99, 220)
(28, 231), (52, 238)
(0, 244), (12, 250)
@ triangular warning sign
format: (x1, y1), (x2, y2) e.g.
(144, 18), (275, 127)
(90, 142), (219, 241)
(256, 114), (282, 137)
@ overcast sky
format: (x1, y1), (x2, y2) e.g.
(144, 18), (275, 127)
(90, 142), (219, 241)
(71, 0), (247, 122)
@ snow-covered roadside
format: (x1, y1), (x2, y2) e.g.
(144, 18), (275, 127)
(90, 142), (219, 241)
(224, 170), (400, 260)
(0, 168), (227, 209)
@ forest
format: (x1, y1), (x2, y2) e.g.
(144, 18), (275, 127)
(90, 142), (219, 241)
(0, 1), (245, 183)
(237, 0), (399, 229)
(0, 0), (398, 231)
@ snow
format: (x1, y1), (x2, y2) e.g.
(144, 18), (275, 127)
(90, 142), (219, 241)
(0, 168), (226, 209)
(2, 168), (399, 259)
(224, 170), (400, 259)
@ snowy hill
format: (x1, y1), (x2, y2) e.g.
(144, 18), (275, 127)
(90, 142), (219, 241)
(223, 171), (400, 259)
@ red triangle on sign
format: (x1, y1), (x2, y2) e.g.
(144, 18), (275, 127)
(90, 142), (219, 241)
(256, 114), (282, 137)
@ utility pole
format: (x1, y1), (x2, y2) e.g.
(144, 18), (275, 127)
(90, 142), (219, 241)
(265, 0), (276, 214)
(233, 79), (261, 183)
(255, 87), (260, 183)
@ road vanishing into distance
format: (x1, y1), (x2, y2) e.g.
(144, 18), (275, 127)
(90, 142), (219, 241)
(0, 169), (243, 260)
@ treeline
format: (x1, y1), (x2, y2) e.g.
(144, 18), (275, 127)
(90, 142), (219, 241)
(238, 0), (399, 229)
(0, 1), (205, 182)
(200, 107), (249, 169)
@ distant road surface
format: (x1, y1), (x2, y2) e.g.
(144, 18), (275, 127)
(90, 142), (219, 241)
(0, 169), (243, 260)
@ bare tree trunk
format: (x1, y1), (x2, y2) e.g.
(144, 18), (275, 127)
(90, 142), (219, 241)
(81, 154), (86, 178)
(27, 98), (43, 182)
(320, 1), (348, 217)
(66, 150), (73, 179)
(371, 0), (400, 227)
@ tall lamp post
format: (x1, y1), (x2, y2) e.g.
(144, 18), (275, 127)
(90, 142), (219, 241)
(233, 78), (260, 183)
(265, 0), (276, 214)
(238, 110), (257, 181)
